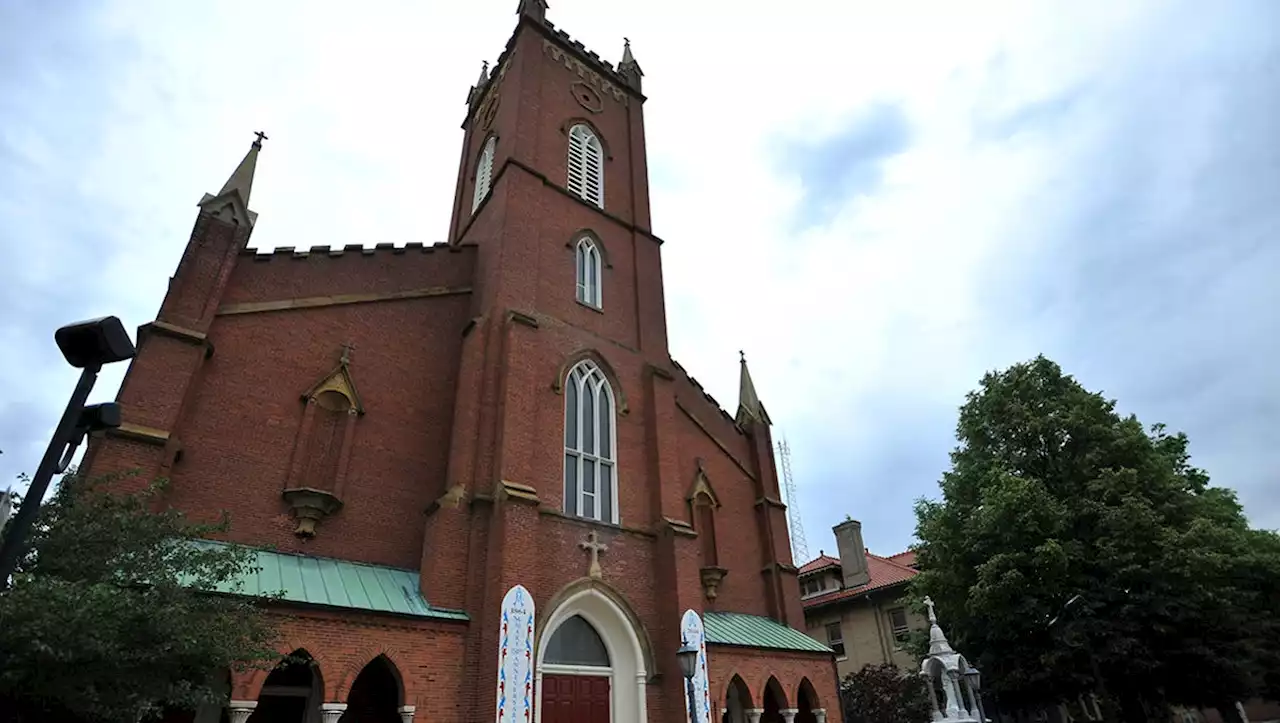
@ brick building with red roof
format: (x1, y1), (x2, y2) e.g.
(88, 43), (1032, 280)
(798, 519), (926, 678)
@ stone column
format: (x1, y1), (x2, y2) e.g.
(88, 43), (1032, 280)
(228, 701), (256, 723)
(398, 704), (416, 723)
(815, 709), (828, 723)
(320, 702), (347, 723)
(781, 708), (799, 723)
(746, 709), (764, 723)
(944, 671), (962, 718)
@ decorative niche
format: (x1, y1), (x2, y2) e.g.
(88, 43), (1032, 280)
(688, 459), (728, 602)
(281, 344), (365, 538)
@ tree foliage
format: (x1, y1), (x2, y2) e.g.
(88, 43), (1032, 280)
(910, 356), (1280, 718)
(840, 663), (933, 723)
(0, 471), (281, 723)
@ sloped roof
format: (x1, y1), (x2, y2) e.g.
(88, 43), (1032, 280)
(797, 554), (840, 575)
(799, 551), (919, 609)
(186, 540), (469, 621)
(887, 550), (918, 568)
(704, 611), (831, 653)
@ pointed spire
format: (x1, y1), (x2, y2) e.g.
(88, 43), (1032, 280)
(468, 61), (491, 104)
(923, 596), (957, 656)
(198, 132), (264, 228)
(618, 37), (643, 92)
(735, 351), (771, 427)
(517, 0), (548, 22)
(217, 132), (265, 206)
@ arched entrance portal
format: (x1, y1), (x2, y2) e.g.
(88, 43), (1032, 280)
(536, 586), (648, 723)
(248, 650), (323, 723)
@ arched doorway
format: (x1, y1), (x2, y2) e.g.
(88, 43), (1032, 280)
(541, 615), (611, 723)
(249, 650), (323, 723)
(341, 655), (402, 723)
(536, 585), (648, 723)
(723, 675), (753, 723)
(795, 678), (819, 723)
(761, 677), (788, 723)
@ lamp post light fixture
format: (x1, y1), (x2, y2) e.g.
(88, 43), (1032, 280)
(0, 316), (135, 588)
(962, 665), (985, 722)
(677, 640), (700, 723)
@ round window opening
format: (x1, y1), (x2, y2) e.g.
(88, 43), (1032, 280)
(571, 82), (603, 114)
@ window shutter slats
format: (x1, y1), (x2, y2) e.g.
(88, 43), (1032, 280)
(567, 124), (604, 208)
(472, 137), (496, 213)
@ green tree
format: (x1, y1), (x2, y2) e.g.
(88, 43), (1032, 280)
(0, 470), (281, 723)
(840, 663), (933, 723)
(911, 356), (1280, 722)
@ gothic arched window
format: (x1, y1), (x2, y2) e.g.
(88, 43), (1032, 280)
(472, 136), (496, 213)
(544, 615), (610, 667)
(575, 236), (603, 308)
(567, 124), (604, 208)
(564, 360), (618, 523)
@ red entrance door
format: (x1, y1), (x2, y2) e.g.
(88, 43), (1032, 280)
(541, 674), (610, 723)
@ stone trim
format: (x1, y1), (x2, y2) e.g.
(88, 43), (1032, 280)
(500, 479), (541, 505)
(217, 286), (471, 316)
(105, 422), (171, 446)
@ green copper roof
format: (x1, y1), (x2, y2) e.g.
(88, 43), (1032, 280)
(703, 612), (831, 654)
(187, 540), (469, 622)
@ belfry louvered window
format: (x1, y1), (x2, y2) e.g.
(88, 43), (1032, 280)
(472, 136), (496, 213)
(575, 236), (602, 308)
(564, 360), (618, 524)
(567, 124), (604, 208)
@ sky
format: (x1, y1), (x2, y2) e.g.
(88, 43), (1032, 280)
(1, 0), (1276, 559)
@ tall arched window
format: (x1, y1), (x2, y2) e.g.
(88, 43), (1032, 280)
(564, 360), (617, 523)
(567, 124), (604, 208)
(472, 136), (496, 213)
(575, 236), (602, 308)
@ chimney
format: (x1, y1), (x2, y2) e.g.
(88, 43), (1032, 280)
(833, 519), (870, 588)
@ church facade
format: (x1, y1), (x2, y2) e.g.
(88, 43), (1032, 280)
(83, 3), (839, 722)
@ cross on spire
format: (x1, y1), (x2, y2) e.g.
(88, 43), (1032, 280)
(923, 595), (937, 624)
(579, 530), (608, 579)
(340, 342), (356, 365)
(253, 130), (268, 147)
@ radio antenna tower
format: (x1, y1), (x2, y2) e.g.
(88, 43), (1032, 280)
(777, 437), (810, 564)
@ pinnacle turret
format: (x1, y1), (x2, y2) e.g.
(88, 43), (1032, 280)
(197, 132), (265, 229)
(619, 37), (643, 92)
(735, 351), (771, 427)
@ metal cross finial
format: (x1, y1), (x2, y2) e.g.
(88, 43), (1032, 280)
(579, 530), (608, 579)
(923, 596), (937, 624)
(253, 130), (268, 147)
(739, 350), (746, 363)
(340, 342), (356, 365)
(624, 36), (631, 47)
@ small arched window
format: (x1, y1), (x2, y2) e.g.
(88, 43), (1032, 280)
(575, 236), (603, 308)
(567, 124), (604, 208)
(472, 136), (496, 213)
(564, 360), (617, 523)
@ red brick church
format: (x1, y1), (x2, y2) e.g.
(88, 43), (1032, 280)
(84, 2), (839, 722)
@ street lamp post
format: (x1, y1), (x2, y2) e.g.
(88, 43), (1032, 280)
(0, 316), (135, 588)
(677, 640), (700, 723)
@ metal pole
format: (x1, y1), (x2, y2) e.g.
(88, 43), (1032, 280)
(0, 364), (101, 587)
(686, 676), (699, 723)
